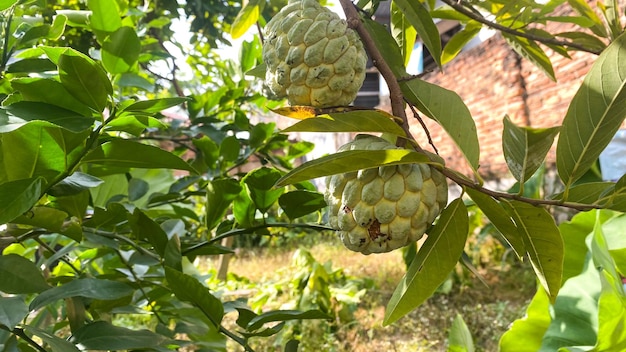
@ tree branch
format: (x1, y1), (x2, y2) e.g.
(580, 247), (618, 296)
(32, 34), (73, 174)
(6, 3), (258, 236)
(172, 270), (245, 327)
(440, 0), (602, 55)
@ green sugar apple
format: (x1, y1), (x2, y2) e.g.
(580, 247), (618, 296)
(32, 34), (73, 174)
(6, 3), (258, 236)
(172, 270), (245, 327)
(324, 135), (448, 254)
(263, 0), (367, 107)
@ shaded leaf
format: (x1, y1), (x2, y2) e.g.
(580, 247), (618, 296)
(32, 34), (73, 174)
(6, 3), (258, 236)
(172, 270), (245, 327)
(0, 177), (44, 224)
(22, 325), (81, 352)
(206, 178), (242, 230)
(243, 167), (284, 213)
(6, 58), (57, 73)
(0, 297), (28, 330)
(502, 115), (560, 183)
(4, 101), (94, 132)
(0, 254), (49, 294)
(48, 172), (104, 197)
(246, 310), (331, 331)
(165, 267), (224, 327)
(219, 135), (240, 162)
(73, 321), (168, 350)
(384, 198), (468, 325)
(129, 208), (168, 256)
(279, 190), (326, 220)
(276, 149), (431, 187)
(82, 139), (196, 172)
(362, 18), (406, 76)
(556, 32), (626, 189)
(10, 77), (94, 117)
(448, 314), (474, 352)
(401, 79), (480, 171)
(124, 97), (189, 113)
(504, 200), (563, 302)
(29, 278), (133, 311)
(282, 110), (405, 136)
(503, 33), (555, 81)
(58, 49), (112, 112)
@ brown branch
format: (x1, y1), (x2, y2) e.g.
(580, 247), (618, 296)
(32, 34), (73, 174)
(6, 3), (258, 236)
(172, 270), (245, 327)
(406, 100), (439, 154)
(440, 0), (602, 55)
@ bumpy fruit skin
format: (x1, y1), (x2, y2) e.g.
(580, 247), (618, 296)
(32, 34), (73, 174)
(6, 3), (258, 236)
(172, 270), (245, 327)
(324, 135), (448, 254)
(263, 0), (367, 107)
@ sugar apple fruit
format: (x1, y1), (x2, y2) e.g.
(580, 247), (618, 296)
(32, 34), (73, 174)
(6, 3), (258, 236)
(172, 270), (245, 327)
(263, 0), (367, 107)
(324, 135), (448, 254)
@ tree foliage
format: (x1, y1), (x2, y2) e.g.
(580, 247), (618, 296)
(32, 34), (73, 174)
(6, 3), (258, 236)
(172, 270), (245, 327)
(0, 0), (626, 350)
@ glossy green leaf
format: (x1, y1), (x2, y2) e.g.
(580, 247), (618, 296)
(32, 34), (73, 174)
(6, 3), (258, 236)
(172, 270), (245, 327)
(448, 314), (474, 352)
(442, 21), (482, 65)
(233, 184), (256, 228)
(124, 97), (189, 113)
(282, 110), (406, 136)
(392, 0), (441, 68)
(72, 321), (168, 350)
(82, 139), (196, 172)
(503, 33), (555, 81)
(128, 178), (149, 201)
(499, 286), (551, 352)
(102, 26), (141, 73)
(401, 79), (480, 171)
(219, 135), (240, 162)
(465, 188), (524, 259)
(230, 0), (263, 39)
(362, 18), (406, 77)
(29, 278), (133, 311)
(128, 208), (168, 256)
(22, 325), (81, 352)
(539, 257), (600, 351)
(243, 167), (284, 213)
(48, 172), (103, 197)
(0, 297), (28, 330)
(0, 177), (44, 224)
(165, 267), (224, 327)
(390, 2), (417, 66)
(246, 310), (330, 331)
(384, 198), (468, 325)
(206, 178), (242, 230)
(557, 32), (626, 189)
(276, 149), (431, 187)
(58, 50), (111, 112)
(0, 254), (49, 294)
(105, 113), (166, 136)
(502, 115), (560, 183)
(4, 101), (94, 132)
(10, 77), (94, 117)
(505, 201), (563, 302)
(87, 0), (122, 34)
(278, 190), (326, 220)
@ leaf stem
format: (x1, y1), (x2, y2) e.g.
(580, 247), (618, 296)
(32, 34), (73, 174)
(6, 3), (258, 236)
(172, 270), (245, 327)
(1, 327), (48, 352)
(439, 0), (602, 55)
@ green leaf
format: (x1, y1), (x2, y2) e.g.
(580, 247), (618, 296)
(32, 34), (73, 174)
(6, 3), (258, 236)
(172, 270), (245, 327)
(58, 50), (111, 112)
(164, 267), (224, 327)
(101, 26), (141, 74)
(0, 297), (28, 330)
(82, 139), (196, 172)
(465, 188), (524, 259)
(246, 310), (330, 331)
(502, 115), (560, 184)
(504, 201), (563, 302)
(448, 314), (474, 352)
(384, 198), (468, 325)
(0, 0), (17, 11)
(556, 32), (626, 189)
(567, 0), (608, 37)
(219, 135), (240, 162)
(276, 149), (431, 187)
(499, 286), (551, 352)
(243, 167), (284, 213)
(22, 325), (81, 352)
(48, 172), (104, 197)
(72, 321), (168, 350)
(392, 0), (441, 68)
(282, 110), (406, 136)
(390, 2), (417, 66)
(556, 31), (607, 53)
(128, 208), (168, 256)
(128, 178), (149, 201)
(0, 177), (44, 224)
(362, 18), (406, 77)
(10, 77), (94, 117)
(278, 190), (326, 220)
(0, 254), (49, 294)
(594, 287), (626, 350)
(29, 278), (133, 311)
(401, 79), (480, 171)
(503, 33), (555, 81)
(11, 206), (67, 233)
(230, 0), (263, 39)
(5, 101), (94, 132)
(206, 178), (242, 230)
(123, 97), (189, 113)
(87, 0), (122, 34)
(442, 21), (482, 65)
(6, 58), (57, 73)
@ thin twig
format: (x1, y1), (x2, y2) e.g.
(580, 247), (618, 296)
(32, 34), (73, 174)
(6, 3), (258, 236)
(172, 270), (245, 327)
(33, 237), (82, 275)
(406, 100), (439, 154)
(440, 0), (602, 55)
(6, 328), (47, 352)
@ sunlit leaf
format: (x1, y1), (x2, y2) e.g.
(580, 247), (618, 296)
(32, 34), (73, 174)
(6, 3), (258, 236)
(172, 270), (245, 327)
(246, 310), (331, 331)
(402, 79), (480, 171)
(503, 33), (555, 81)
(282, 110), (405, 136)
(102, 26), (141, 74)
(87, 0), (122, 35)
(243, 167), (284, 213)
(0, 254), (50, 294)
(390, 2), (417, 66)
(58, 50), (112, 112)
(384, 198), (468, 325)
(123, 97), (189, 113)
(206, 178), (242, 230)
(499, 286), (551, 352)
(231, 0), (263, 39)
(556, 32), (626, 189)
(276, 149), (431, 187)
(392, 0), (441, 68)
(442, 21), (482, 64)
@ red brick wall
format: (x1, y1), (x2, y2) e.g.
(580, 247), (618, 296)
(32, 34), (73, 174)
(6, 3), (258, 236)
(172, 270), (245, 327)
(416, 24), (598, 178)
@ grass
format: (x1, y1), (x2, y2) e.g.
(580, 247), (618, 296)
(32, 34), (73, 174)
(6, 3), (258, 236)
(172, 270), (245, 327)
(208, 235), (537, 351)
